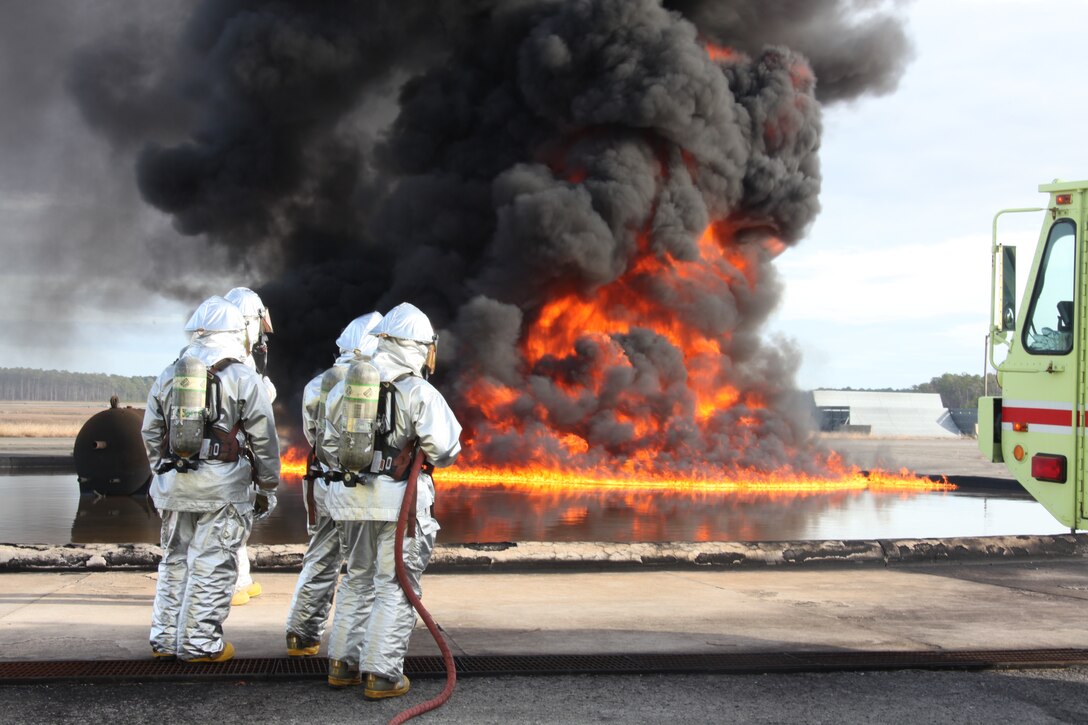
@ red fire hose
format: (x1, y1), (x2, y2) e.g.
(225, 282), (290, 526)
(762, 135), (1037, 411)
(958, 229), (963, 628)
(387, 448), (457, 725)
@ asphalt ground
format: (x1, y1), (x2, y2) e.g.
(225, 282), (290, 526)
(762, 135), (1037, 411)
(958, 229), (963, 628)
(7, 667), (1088, 725)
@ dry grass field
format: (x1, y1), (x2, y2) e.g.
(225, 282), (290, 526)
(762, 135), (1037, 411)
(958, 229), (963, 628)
(0, 401), (143, 438)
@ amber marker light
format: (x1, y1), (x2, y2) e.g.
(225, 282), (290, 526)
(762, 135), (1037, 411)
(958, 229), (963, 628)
(1056, 193), (1073, 205)
(1013, 444), (1025, 461)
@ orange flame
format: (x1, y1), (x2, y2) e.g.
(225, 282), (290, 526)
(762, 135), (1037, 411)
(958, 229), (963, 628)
(280, 446), (309, 477)
(439, 465), (953, 496)
(705, 42), (738, 62)
(451, 216), (953, 496)
(462, 222), (794, 477)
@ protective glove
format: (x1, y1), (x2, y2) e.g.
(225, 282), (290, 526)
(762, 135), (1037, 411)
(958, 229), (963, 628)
(254, 490), (278, 521)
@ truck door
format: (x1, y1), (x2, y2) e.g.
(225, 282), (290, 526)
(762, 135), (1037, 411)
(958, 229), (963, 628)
(1003, 215), (1080, 527)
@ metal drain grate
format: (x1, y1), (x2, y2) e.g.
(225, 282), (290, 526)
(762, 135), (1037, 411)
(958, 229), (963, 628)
(3, 649), (1088, 684)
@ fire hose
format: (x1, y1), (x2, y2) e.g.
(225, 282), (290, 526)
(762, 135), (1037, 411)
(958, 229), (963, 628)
(387, 448), (457, 725)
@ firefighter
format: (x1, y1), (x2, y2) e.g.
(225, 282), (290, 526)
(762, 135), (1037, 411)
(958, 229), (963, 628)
(284, 311), (383, 657)
(321, 302), (462, 699)
(223, 286), (276, 607)
(142, 295), (280, 662)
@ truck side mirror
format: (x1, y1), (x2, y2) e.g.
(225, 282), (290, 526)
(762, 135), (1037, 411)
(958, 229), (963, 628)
(999, 245), (1016, 332)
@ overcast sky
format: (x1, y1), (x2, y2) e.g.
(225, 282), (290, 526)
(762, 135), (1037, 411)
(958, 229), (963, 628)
(2, 0), (1086, 392)
(770, 0), (1088, 389)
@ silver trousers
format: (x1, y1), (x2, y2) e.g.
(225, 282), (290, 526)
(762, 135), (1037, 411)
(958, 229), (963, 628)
(326, 518), (436, 680)
(285, 513), (342, 642)
(235, 540), (253, 592)
(150, 505), (252, 660)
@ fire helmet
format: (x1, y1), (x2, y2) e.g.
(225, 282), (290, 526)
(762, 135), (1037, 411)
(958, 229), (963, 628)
(224, 287), (274, 333)
(375, 302), (434, 342)
(183, 296), (246, 334)
(375, 302), (438, 376)
(336, 312), (384, 357)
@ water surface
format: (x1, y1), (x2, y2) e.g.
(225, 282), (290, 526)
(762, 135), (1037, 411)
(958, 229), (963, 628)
(0, 474), (1068, 546)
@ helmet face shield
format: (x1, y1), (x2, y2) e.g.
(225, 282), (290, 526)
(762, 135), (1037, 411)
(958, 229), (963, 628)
(424, 337), (438, 377)
(260, 309), (274, 334)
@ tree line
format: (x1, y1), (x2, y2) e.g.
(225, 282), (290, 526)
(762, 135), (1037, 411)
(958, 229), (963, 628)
(910, 373), (1001, 410)
(829, 373), (1001, 411)
(0, 368), (155, 403)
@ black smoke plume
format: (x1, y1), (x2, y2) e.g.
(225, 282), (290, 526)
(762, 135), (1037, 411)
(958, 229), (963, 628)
(70, 0), (914, 473)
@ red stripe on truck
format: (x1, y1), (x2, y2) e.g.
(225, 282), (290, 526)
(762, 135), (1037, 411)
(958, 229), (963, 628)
(1002, 406), (1075, 428)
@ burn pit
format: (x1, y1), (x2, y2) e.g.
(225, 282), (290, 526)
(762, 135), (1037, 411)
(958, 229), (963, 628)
(69, 0), (920, 492)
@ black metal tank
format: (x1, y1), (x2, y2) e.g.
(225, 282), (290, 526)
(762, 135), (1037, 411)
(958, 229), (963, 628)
(73, 397), (151, 495)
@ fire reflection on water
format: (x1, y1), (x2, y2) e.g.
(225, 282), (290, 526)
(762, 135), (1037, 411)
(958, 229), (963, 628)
(63, 474), (944, 546)
(3, 471), (1064, 548)
(275, 444), (958, 544)
(433, 472), (951, 544)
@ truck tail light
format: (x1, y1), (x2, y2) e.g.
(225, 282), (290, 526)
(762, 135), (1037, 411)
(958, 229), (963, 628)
(1031, 453), (1067, 483)
(1056, 193), (1073, 205)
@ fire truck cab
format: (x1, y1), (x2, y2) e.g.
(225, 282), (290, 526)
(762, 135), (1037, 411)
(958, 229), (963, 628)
(979, 179), (1088, 529)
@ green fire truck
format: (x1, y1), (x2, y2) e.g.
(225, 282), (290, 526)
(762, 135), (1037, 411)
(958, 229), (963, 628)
(979, 179), (1088, 529)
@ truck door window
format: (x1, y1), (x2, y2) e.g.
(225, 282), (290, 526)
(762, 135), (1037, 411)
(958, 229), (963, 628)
(1024, 218), (1076, 355)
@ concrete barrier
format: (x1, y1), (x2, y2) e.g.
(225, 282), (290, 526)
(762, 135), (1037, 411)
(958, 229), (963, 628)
(3, 534), (1087, 572)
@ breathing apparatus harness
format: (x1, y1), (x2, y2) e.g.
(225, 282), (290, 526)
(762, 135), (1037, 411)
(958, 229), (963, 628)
(156, 357), (244, 475)
(327, 371), (434, 486)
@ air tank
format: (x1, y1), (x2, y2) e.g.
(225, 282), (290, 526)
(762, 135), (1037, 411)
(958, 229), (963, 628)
(339, 359), (381, 472)
(73, 397), (151, 496)
(316, 365), (348, 444)
(169, 356), (207, 459)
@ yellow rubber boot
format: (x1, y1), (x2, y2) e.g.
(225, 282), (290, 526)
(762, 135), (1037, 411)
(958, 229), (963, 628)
(245, 582), (262, 598)
(286, 633), (320, 657)
(327, 659), (362, 688)
(185, 641), (235, 664)
(364, 673), (411, 700)
(230, 589), (250, 606)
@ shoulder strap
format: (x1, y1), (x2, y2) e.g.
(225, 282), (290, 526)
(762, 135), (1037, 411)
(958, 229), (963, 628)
(202, 358), (241, 432)
(376, 373), (415, 434)
(370, 373), (420, 480)
(210, 358), (240, 373)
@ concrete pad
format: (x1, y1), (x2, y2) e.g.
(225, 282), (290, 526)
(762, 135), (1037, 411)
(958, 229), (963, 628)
(5, 560), (1088, 664)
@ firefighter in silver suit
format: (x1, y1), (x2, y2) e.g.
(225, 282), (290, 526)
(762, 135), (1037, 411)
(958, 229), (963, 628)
(284, 311), (384, 657)
(322, 302), (462, 699)
(142, 295), (280, 663)
(223, 286), (277, 607)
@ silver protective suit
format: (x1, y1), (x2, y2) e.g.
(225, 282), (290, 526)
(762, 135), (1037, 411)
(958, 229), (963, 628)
(143, 309), (280, 660)
(285, 313), (383, 645)
(322, 334), (461, 681)
(223, 288), (278, 597)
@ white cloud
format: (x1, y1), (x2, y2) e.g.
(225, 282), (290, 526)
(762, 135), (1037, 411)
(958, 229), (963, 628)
(776, 235), (987, 324)
(771, 0), (1088, 389)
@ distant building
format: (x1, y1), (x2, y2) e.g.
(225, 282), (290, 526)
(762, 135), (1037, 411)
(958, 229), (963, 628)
(811, 390), (962, 437)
